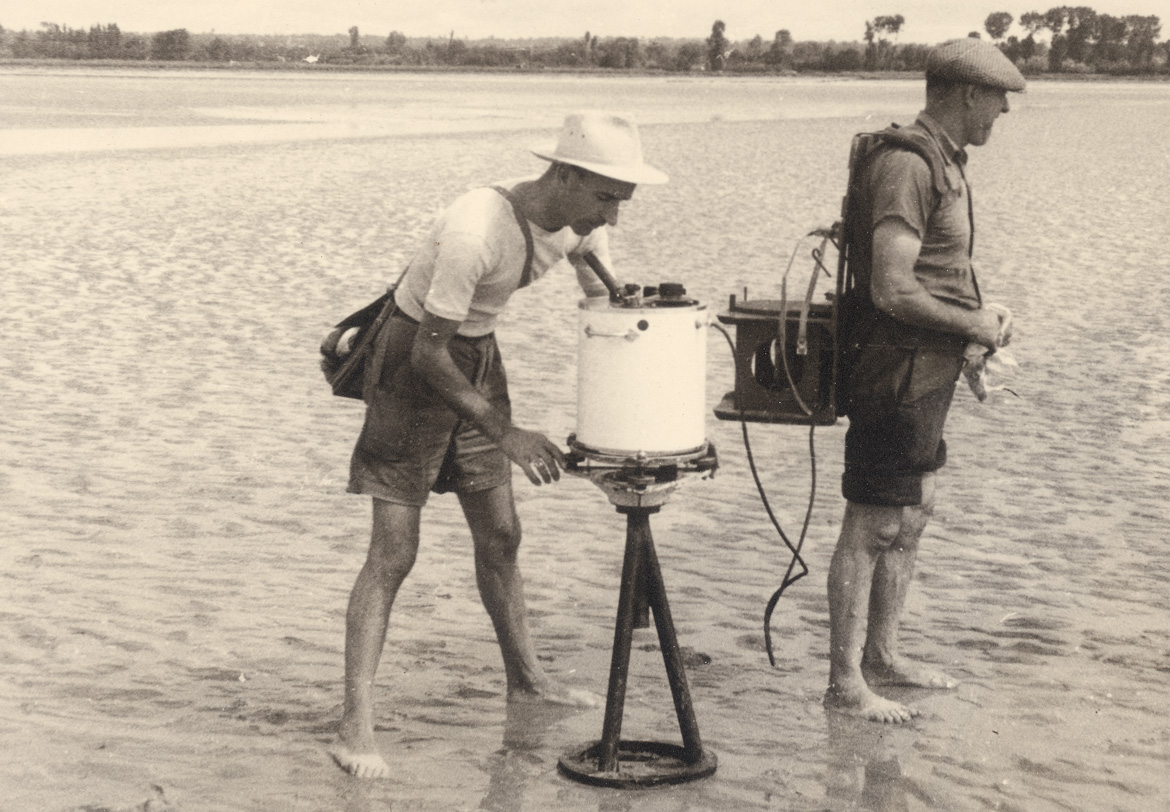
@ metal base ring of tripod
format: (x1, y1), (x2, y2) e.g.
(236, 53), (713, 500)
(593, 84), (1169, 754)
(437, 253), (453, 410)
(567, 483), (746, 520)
(558, 740), (717, 788)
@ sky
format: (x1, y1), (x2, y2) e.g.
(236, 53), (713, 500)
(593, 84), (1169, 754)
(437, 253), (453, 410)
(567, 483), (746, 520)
(3, 0), (1165, 44)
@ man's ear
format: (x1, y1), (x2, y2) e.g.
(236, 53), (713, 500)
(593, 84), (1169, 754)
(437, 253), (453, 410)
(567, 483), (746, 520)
(556, 163), (587, 188)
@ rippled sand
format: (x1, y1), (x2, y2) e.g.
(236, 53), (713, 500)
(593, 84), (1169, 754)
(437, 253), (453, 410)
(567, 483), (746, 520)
(2, 75), (1169, 812)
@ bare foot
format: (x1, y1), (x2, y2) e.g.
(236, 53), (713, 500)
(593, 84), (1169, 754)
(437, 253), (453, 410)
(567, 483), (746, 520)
(330, 714), (390, 780)
(328, 739), (391, 779)
(824, 683), (919, 724)
(508, 682), (600, 708)
(863, 657), (957, 690)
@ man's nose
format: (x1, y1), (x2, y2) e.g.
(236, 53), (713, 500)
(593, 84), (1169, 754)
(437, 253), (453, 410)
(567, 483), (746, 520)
(1001, 95), (1011, 114)
(603, 201), (621, 227)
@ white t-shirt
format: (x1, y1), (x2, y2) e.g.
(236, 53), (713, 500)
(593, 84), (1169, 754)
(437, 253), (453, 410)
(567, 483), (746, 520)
(394, 179), (612, 337)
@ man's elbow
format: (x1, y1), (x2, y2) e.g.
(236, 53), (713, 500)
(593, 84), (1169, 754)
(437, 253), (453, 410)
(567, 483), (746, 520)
(409, 340), (439, 374)
(871, 286), (906, 318)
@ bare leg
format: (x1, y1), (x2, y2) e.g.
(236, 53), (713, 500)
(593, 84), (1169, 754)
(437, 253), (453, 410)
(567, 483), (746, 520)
(862, 476), (956, 690)
(330, 499), (421, 778)
(825, 500), (919, 723)
(459, 484), (597, 707)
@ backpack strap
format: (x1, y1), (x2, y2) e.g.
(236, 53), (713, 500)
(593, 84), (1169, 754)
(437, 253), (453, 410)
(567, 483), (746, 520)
(870, 124), (954, 198)
(844, 125), (980, 300)
(876, 124), (977, 267)
(489, 185), (536, 289)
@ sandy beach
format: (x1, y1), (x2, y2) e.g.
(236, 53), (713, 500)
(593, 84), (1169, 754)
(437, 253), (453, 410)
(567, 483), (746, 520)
(2, 70), (1168, 811)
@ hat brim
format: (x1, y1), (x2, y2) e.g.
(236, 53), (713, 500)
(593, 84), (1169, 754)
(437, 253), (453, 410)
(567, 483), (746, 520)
(531, 144), (669, 185)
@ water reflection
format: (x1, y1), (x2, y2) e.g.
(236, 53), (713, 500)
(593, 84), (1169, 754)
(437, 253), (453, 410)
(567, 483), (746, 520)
(824, 710), (920, 811)
(330, 699), (577, 812)
(336, 779), (374, 812)
(479, 700), (590, 812)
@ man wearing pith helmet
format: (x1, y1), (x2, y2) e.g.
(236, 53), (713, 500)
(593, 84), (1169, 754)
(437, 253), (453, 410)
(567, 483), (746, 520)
(825, 38), (1026, 723)
(329, 112), (667, 777)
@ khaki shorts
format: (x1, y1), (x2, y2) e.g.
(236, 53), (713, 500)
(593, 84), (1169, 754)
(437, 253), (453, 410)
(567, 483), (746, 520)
(348, 312), (512, 507)
(841, 315), (965, 507)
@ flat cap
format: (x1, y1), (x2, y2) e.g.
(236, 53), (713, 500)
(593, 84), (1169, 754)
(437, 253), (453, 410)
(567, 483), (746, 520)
(926, 38), (1026, 92)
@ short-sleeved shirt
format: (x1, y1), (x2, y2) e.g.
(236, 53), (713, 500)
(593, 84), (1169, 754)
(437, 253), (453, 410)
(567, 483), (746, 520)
(394, 179), (611, 336)
(841, 115), (980, 505)
(864, 114), (980, 309)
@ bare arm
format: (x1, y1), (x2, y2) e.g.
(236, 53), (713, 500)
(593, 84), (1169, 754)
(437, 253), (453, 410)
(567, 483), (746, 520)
(870, 219), (1002, 349)
(574, 228), (618, 298)
(410, 311), (565, 484)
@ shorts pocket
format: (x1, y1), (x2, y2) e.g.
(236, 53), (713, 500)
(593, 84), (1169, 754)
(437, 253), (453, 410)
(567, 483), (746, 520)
(846, 343), (916, 421)
(904, 348), (964, 404)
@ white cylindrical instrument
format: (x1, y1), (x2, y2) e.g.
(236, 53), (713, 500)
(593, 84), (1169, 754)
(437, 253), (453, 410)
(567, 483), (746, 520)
(575, 294), (708, 461)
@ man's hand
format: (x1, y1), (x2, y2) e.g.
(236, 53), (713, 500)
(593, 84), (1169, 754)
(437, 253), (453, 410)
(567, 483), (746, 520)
(409, 311), (568, 486)
(971, 304), (1013, 351)
(498, 427), (567, 486)
(986, 303), (1013, 347)
(970, 308), (1003, 351)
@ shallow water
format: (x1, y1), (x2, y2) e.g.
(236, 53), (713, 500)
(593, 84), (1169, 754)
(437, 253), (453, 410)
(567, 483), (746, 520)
(1, 69), (1168, 812)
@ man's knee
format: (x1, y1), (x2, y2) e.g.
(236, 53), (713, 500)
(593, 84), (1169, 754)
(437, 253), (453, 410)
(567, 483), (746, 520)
(366, 532), (417, 580)
(462, 486), (523, 563)
(899, 474), (936, 537)
(367, 500), (421, 580)
(844, 501), (905, 551)
(870, 513), (904, 549)
(472, 511), (522, 564)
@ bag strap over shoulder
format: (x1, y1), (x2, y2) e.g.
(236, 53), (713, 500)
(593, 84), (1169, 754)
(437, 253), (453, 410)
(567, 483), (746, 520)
(489, 185), (536, 289)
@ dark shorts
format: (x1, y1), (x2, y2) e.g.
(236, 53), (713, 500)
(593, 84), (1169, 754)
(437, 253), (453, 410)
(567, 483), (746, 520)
(348, 312), (512, 507)
(841, 317), (965, 507)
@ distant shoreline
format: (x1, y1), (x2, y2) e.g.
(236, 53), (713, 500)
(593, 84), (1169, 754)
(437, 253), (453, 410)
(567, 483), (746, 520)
(2, 57), (1167, 83)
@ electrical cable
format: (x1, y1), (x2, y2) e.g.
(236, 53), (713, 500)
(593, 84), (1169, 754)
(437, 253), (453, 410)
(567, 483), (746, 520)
(712, 322), (816, 667)
(750, 421), (816, 668)
(712, 226), (841, 666)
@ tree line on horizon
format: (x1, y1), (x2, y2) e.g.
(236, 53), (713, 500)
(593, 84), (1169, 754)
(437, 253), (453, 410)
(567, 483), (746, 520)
(0, 7), (1164, 76)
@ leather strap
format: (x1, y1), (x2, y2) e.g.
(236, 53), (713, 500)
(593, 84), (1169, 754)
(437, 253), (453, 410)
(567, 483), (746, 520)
(489, 185), (536, 289)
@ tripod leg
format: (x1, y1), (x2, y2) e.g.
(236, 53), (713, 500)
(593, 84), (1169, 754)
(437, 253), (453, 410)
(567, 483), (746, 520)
(641, 527), (705, 763)
(596, 508), (651, 771)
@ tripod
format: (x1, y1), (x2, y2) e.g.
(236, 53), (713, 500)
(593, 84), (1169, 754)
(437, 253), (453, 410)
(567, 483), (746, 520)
(558, 445), (718, 788)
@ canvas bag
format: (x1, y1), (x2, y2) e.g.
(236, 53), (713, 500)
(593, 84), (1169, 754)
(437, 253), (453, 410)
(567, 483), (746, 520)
(320, 289), (400, 399)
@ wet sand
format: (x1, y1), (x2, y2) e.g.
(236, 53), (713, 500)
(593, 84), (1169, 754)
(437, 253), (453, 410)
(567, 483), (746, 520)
(2, 73), (1169, 811)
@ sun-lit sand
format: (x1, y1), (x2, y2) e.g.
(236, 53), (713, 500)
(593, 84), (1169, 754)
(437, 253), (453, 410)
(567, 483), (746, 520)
(2, 70), (1169, 812)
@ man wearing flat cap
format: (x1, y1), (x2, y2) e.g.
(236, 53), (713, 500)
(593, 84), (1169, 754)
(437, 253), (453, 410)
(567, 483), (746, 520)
(328, 112), (667, 776)
(825, 39), (1025, 723)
